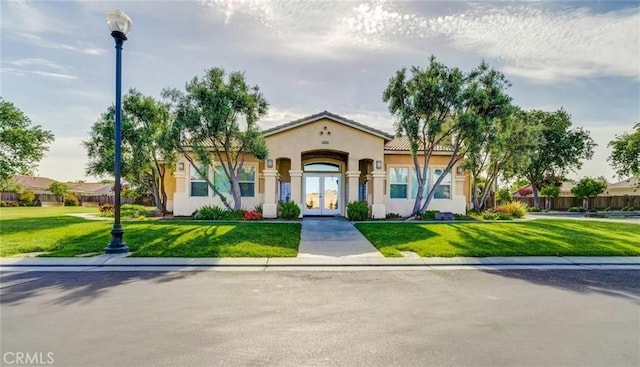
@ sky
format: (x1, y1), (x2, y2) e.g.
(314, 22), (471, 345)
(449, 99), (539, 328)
(1, 0), (639, 183)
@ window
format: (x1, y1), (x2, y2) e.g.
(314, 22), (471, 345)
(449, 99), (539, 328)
(411, 168), (429, 199)
(214, 165), (256, 197)
(433, 169), (451, 199)
(190, 165), (208, 197)
(238, 166), (255, 197)
(304, 163), (340, 172)
(389, 167), (408, 199)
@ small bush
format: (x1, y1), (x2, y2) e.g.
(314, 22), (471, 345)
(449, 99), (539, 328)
(454, 213), (472, 221)
(18, 190), (36, 206)
(0, 201), (19, 207)
(194, 205), (227, 220)
(346, 201), (369, 221)
(243, 210), (263, 221)
(64, 193), (79, 206)
(120, 204), (152, 218)
(385, 212), (401, 219)
(481, 211), (513, 220)
(420, 210), (439, 220)
(254, 204), (263, 214)
(603, 207), (611, 212)
(567, 207), (581, 212)
(527, 207), (541, 212)
(279, 201), (301, 219)
(494, 201), (527, 218)
(99, 203), (114, 215)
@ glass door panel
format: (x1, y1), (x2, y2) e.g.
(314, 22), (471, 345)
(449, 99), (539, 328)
(323, 175), (340, 213)
(304, 176), (321, 214)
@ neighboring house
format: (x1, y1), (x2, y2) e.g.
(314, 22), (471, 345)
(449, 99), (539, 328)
(66, 182), (114, 197)
(165, 111), (471, 218)
(12, 175), (58, 195)
(603, 177), (639, 196)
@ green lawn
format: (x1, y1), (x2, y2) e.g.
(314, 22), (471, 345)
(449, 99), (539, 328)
(0, 207), (301, 257)
(355, 220), (640, 257)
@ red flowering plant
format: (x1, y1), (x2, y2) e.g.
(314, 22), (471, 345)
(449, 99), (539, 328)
(242, 210), (263, 221)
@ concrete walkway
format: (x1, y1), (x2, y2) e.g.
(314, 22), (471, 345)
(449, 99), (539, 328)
(297, 217), (384, 258)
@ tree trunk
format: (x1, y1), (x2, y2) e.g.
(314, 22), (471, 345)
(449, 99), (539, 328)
(231, 175), (242, 211)
(532, 184), (541, 209)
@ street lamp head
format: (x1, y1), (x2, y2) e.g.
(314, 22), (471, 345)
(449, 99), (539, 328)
(107, 10), (132, 40)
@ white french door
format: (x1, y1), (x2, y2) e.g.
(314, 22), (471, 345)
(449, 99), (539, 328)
(303, 174), (341, 215)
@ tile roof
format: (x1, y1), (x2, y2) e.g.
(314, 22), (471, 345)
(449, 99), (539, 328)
(263, 111), (395, 141)
(383, 136), (454, 152)
(608, 177), (639, 189)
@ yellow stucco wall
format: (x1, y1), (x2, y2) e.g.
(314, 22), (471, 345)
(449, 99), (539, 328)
(265, 118), (386, 169)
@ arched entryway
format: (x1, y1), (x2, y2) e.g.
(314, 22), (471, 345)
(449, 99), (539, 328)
(301, 150), (347, 216)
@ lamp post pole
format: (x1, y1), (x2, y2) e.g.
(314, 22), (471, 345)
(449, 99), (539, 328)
(105, 11), (132, 254)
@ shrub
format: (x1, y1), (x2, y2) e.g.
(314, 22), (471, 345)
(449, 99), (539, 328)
(346, 201), (369, 221)
(385, 212), (401, 219)
(279, 201), (301, 219)
(243, 210), (263, 221)
(527, 207), (541, 212)
(604, 207), (611, 212)
(420, 210), (439, 220)
(99, 203), (114, 216)
(194, 205), (227, 220)
(18, 190), (36, 206)
(567, 207), (581, 212)
(254, 204), (263, 214)
(0, 201), (18, 207)
(64, 193), (79, 206)
(481, 211), (513, 220)
(494, 201), (527, 218)
(454, 213), (472, 221)
(496, 188), (513, 203)
(120, 204), (152, 218)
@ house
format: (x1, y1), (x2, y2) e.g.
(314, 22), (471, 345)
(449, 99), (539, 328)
(164, 111), (471, 218)
(603, 177), (639, 196)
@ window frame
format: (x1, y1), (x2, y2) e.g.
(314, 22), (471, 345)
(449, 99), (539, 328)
(433, 168), (452, 200)
(189, 164), (209, 197)
(389, 166), (409, 199)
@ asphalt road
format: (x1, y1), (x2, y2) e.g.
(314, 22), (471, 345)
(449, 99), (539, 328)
(1, 270), (638, 367)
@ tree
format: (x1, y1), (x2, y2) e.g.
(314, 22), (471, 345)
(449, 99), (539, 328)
(540, 185), (560, 210)
(0, 98), (54, 183)
(48, 182), (68, 203)
(465, 107), (541, 211)
(518, 109), (595, 209)
(571, 176), (607, 210)
(84, 89), (176, 214)
(496, 188), (513, 203)
(383, 56), (513, 216)
(163, 67), (269, 210)
(608, 123), (640, 182)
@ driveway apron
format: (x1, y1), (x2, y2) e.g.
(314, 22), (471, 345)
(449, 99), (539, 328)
(297, 217), (383, 258)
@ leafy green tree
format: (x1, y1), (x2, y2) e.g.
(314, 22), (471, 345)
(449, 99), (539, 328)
(84, 89), (176, 214)
(518, 109), (595, 209)
(163, 67), (269, 210)
(383, 56), (513, 216)
(608, 123), (639, 182)
(465, 107), (541, 211)
(571, 176), (608, 210)
(48, 182), (68, 203)
(0, 98), (54, 183)
(540, 185), (560, 210)
(496, 188), (513, 203)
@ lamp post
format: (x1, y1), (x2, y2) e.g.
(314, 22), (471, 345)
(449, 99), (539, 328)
(105, 10), (132, 254)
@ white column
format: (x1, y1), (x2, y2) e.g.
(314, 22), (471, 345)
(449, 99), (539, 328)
(289, 169), (303, 218)
(371, 171), (386, 219)
(262, 169), (278, 218)
(345, 170), (361, 204)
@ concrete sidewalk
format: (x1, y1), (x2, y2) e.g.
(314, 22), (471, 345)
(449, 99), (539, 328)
(1, 255), (639, 271)
(297, 217), (383, 258)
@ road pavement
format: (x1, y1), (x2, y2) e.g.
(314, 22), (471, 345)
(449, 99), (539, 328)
(1, 269), (638, 366)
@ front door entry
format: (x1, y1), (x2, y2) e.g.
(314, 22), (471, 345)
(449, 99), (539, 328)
(303, 174), (341, 215)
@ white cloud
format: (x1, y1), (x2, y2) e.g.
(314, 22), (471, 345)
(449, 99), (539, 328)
(199, 1), (639, 81)
(424, 5), (640, 82)
(0, 0), (72, 34)
(2, 58), (77, 81)
(13, 32), (107, 56)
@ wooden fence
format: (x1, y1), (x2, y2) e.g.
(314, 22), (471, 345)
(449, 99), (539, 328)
(513, 196), (640, 210)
